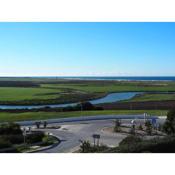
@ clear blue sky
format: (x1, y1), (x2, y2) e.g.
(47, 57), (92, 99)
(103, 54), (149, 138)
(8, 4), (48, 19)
(0, 22), (175, 76)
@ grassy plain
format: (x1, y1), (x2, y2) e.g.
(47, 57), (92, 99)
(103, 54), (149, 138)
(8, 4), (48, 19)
(127, 93), (175, 102)
(0, 110), (167, 123)
(0, 78), (175, 105)
(0, 87), (61, 101)
(41, 81), (175, 93)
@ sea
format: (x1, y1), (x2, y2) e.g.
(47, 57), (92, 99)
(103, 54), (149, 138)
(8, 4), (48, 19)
(1, 76), (175, 81)
(34, 76), (175, 81)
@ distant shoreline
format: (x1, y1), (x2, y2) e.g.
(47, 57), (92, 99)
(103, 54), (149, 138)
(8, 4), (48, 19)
(0, 76), (175, 81)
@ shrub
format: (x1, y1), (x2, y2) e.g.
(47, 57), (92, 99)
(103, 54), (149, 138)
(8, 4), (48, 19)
(145, 120), (152, 135)
(0, 123), (22, 135)
(79, 140), (108, 153)
(0, 138), (12, 149)
(114, 119), (121, 132)
(77, 102), (95, 110)
(0, 135), (23, 144)
(138, 124), (143, 131)
(163, 109), (175, 135)
(110, 135), (175, 153)
(119, 135), (142, 147)
(26, 131), (45, 144)
(41, 136), (57, 146)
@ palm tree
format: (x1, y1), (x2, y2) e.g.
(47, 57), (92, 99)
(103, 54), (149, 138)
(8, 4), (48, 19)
(114, 119), (121, 132)
(35, 122), (41, 129)
(43, 121), (48, 128)
(145, 120), (152, 135)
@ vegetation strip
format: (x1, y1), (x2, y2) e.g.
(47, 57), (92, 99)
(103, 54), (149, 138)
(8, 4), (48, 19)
(0, 110), (167, 123)
(0, 79), (175, 105)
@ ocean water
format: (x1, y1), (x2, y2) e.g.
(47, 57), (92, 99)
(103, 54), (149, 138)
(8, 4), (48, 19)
(1, 76), (175, 81)
(33, 76), (175, 81)
(65, 77), (175, 81)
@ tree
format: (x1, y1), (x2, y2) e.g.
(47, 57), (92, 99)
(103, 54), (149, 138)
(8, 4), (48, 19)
(0, 123), (22, 135)
(145, 120), (152, 135)
(77, 102), (95, 111)
(138, 124), (143, 131)
(114, 119), (121, 132)
(43, 121), (47, 128)
(79, 140), (92, 153)
(35, 122), (41, 129)
(163, 109), (175, 135)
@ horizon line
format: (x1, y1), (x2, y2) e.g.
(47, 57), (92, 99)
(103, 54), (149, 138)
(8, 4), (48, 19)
(0, 75), (175, 78)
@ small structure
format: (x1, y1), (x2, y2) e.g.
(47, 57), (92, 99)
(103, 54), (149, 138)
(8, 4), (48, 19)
(92, 134), (101, 147)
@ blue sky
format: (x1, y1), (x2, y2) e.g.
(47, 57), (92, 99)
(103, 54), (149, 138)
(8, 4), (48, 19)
(0, 22), (175, 76)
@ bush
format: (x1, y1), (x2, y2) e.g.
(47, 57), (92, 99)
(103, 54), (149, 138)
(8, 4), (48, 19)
(0, 123), (24, 147)
(114, 119), (121, 132)
(0, 123), (22, 135)
(0, 135), (23, 144)
(163, 109), (175, 134)
(41, 136), (57, 146)
(119, 135), (142, 147)
(111, 135), (175, 153)
(145, 120), (152, 135)
(138, 124), (143, 130)
(80, 140), (108, 153)
(77, 102), (95, 110)
(26, 131), (45, 144)
(0, 138), (12, 149)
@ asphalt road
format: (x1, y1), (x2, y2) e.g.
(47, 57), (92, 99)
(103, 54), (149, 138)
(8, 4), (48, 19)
(35, 120), (129, 153)
(21, 115), (165, 153)
(18, 114), (158, 126)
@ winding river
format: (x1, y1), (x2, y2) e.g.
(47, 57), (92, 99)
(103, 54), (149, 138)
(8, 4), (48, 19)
(0, 92), (142, 109)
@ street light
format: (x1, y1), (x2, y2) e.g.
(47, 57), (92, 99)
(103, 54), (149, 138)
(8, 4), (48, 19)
(23, 127), (27, 145)
(131, 120), (136, 134)
(144, 113), (147, 123)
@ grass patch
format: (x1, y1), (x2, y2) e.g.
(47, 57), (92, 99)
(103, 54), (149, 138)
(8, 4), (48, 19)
(0, 87), (62, 101)
(41, 81), (175, 93)
(0, 110), (167, 123)
(127, 93), (175, 102)
(0, 80), (175, 105)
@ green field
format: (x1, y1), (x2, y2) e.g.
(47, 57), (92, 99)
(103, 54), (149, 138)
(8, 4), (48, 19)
(0, 110), (168, 123)
(0, 78), (175, 105)
(0, 87), (61, 101)
(41, 81), (175, 93)
(0, 78), (171, 123)
(126, 93), (175, 102)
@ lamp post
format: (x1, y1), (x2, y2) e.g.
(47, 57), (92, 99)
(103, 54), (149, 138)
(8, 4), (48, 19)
(131, 120), (136, 134)
(144, 113), (147, 123)
(23, 127), (27, 145)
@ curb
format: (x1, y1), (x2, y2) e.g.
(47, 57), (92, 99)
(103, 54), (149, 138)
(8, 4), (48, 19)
(25, 135), (60, 153)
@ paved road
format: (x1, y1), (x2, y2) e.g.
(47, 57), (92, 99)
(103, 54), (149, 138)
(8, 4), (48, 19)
(35, 120), (129, 153)
(21, 115), (165, 153)
(18, 114), (158, 126)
